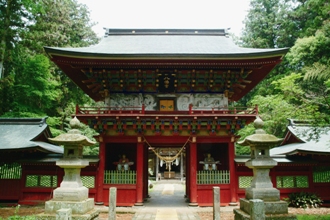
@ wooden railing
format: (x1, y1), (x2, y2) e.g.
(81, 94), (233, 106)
(197, 170), (230, 184)
(0, 163), (22, 179)
(76, 106), (145, 115)
(76, 105), (258, 116)
(104, 170), (136, 184)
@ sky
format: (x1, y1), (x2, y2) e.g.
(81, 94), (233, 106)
(78, 0), (251, 37)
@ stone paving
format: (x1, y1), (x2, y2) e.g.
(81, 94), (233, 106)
(95, 179), (236, 220)
(132, 180), (202, 220)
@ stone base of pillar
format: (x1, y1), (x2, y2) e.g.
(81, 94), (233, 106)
(45, 198), (95, 214)
(240, 198), (289, 214)
(53, 186), (89, 201)
(134, 202), (144, 206)
(246, 187), (280, 202)
(234, 199), (297, 220)
(188, 202), (198, 206)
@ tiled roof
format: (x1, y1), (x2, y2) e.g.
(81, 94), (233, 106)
(270, 120), (330, 156)
(0, 117), (63, 154)
(45, 29), (288, 58)
(234, 155), (318, 163)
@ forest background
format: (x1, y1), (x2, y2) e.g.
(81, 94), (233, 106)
(0, 0), (329, 155)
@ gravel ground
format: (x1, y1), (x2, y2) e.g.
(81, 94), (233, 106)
(198, 207), (330, 220)
(1, 205), (330, 220)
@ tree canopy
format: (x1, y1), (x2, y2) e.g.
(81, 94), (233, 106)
(236, 0), (330, 154)
(1, 0), (329, 156)
(0, 0), (100, 154)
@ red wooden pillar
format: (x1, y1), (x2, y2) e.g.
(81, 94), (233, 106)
(189, 137), (198, 206)
(186, 147), (190, 198)
(185, 146), (190, 199)
(135, 138), (144, 205)
(229, 140), (238, 204)
(143, 144), (149, 199)
(95, 137), (105, 204)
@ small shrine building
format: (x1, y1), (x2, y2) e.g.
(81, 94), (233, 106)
(2, 29), (328, 207)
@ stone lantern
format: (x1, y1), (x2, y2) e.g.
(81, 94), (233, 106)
(234, 116), (296, 219)
(37, 116), (99, 219)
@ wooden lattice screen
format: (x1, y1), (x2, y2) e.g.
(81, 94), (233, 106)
(0, 163), (22, 179)
(81, 176), (95, 188)
(313, 166), (330, 183)
(238, 176), (253, 188)
(197, 170), (230, 184)
(26, 175), (57, 187)
(276, 176), (309, 188)
(104, 170), (136, 184)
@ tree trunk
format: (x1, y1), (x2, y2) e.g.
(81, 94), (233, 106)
(0, 39), (5, 78)
(0, 0), (11, 79)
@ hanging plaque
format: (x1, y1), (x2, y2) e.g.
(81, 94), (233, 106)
(158, 73), (175, 93)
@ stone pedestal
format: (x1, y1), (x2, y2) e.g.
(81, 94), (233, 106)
(234, 117), (297, 220)
(45, 198), (95, 214)
(234, 199), (297, 220)
(36, 117), (99, 220)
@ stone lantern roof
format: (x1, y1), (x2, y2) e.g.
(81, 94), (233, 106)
(238, 116), (283, 148)
(48, 116), (96, 147)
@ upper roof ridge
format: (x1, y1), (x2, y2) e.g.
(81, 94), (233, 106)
(103, 28), (229, 36)
(0, 117), (48, 126)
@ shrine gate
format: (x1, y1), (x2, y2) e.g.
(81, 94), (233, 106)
(43, 28), (288, 206)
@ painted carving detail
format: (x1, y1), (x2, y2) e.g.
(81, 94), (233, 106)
(106, 93), (228, 111)
(176, 94), (228, 110)
(108, 94), (157, 110)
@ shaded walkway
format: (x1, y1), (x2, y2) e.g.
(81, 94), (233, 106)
(95, 179), (237, 219)
(132, 180), (202, 220)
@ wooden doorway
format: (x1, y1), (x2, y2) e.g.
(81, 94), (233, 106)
(159, 100), (174, 111)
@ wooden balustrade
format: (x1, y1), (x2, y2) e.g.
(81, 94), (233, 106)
(104, 170), (136, 184)
(76, 105), (258, 116)
(197, 170), (230, 184)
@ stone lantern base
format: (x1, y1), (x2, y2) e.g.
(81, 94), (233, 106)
(45, 198), (95, 214)
(234, 199), (297, 220)
(36, 198), (99, 220)
(52, 186), (89, 201)
(246, 187), (280, 201)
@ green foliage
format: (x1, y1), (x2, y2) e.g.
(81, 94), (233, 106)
(286, 192), (323, 208)
(297, 215), (330, 220)
(13, 54), (61, 113)
(0, 0), (99, 141)
(241, 0), (298, 48)
(251, 73), (320, 137)
(22, 0), (99, 54)
(288, 21), (330, 68)
(236, 123), (255, 155)
(292, 0), (330, 38)
(79, 122), (99, 156)
(239, 0), (330, 135)
(5, 216), (36, 220)
(286, 20), (330, 124)
(47, 116), (65, 137)
(0, 205), (36, 220)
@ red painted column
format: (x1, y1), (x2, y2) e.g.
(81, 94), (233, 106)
(185, 147), (190, 199)
(95, 137), (105, 204)
(135, 138), (144, 205)
(143, 144), (149, 199)
(229, 140), (238, 204)
(189, 137), (198, 206)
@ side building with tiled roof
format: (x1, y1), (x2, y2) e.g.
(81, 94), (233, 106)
(0, 118), (99, 204)
(235, 119), (330, 203)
